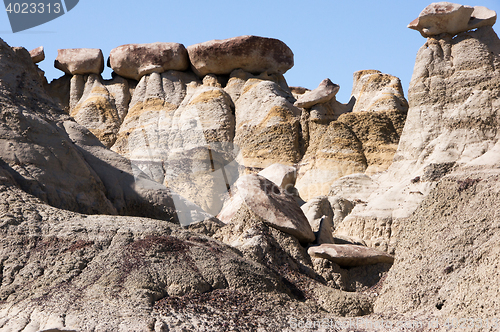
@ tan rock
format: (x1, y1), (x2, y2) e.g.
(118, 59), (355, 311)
(294, 78), (339, 108)
(308, 244), (394, 267)
(234, 78), (302, 169)
(294, 71), (407, 201)
(258, 163), (297, 191)
(111, 70), (239, 217)
(54, 48), (104, 75)
(29, 46), (44, 63)
(408, 2), (497, 37)
(336, 22), (500, 251)
(187, 35), (294, 77)
(218, 174), (315, 243)
(108, 42), (189, 81)
(300, 196), (334, 244)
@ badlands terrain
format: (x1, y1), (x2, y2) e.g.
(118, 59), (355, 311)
(0, 2), (499, 331)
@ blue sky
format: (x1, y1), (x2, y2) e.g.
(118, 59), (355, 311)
(1, 0), (499, 102)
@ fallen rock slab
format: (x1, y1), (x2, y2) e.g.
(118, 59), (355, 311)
(187, 35), (294, 77)
(55, 48), (104, 75)
(218, 174), (315, 243)
(29, 46), (44, 63)
(108, 42), (189, 81)
(307, 244), (394, 267)
(294, 78), (339, 108)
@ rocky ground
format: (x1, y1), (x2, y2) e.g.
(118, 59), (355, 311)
(0, 2), (499, 331)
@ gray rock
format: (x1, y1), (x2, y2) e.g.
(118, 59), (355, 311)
(308, 244), (394, 267)
(294, 78), (339, 108)
(187, 35), (294, 77)
(55, 48), (104, 75)
(108, 42), (189, 81)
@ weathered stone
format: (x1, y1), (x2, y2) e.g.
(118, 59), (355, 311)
(68, 74), (131, 147)
(350, 70), (408, 113)
(408, 2), (497, 37)
(234, 78), (302, 168)
(308, 244), (394, 267)
(336, 24), (500, 251)
(187, 35), (294, 77)
(469, 6), (497, 31)
(328, 173), (379, 202)
(258, 163), (297, 191)
(29, 46), (44, 63)
(0, 185), (284, 331)
(375, 171), (500, 321)
(54, 48), (104, 75)
(108, 42), (189, 81)
(300, 196), (334, 244)
(294, 70), (407, 201)
(294, 78), (339, 108)
(218, 174), (315, 243)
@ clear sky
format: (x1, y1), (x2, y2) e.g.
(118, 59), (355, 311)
(1, 0), (499, 102)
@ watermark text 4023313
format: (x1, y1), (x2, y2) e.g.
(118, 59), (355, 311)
(3, 0), (79, 33)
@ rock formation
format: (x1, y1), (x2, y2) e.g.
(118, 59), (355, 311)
(186, 35), (294, 77)
(54, 48), (104, 75)
(408, 2), (497, 37)
(5, 6), (499, 327)
(108, 42), (190, 81)
(294, 70), (407, 200)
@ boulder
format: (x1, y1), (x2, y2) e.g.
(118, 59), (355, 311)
(258, 163), (297, 191)
(54, 48), (104, 75)
(300, 196), (334, 244)
(294, 78), (339, 108)
(187, 35), (294, 77)
(29, 46), (44, 63)
(308, 244), (394, 267)
(408, 2), (497, 37)
(108, 42), (189, 81)
(218, 174), (315, 243)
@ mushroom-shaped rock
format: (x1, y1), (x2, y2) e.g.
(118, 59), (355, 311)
(469, 6), (497, 30)
(294, 79), (339, 109)
(55, 48), (104, 75)
(218, 174), (315, 243)
(108, 42), (189, 81)
(258, 163), (297, 191)
(408, 2), (497, 37)
(308, 244), (394, 267)
(29, 46), (44, 63)
(187, 35), (294, 77)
